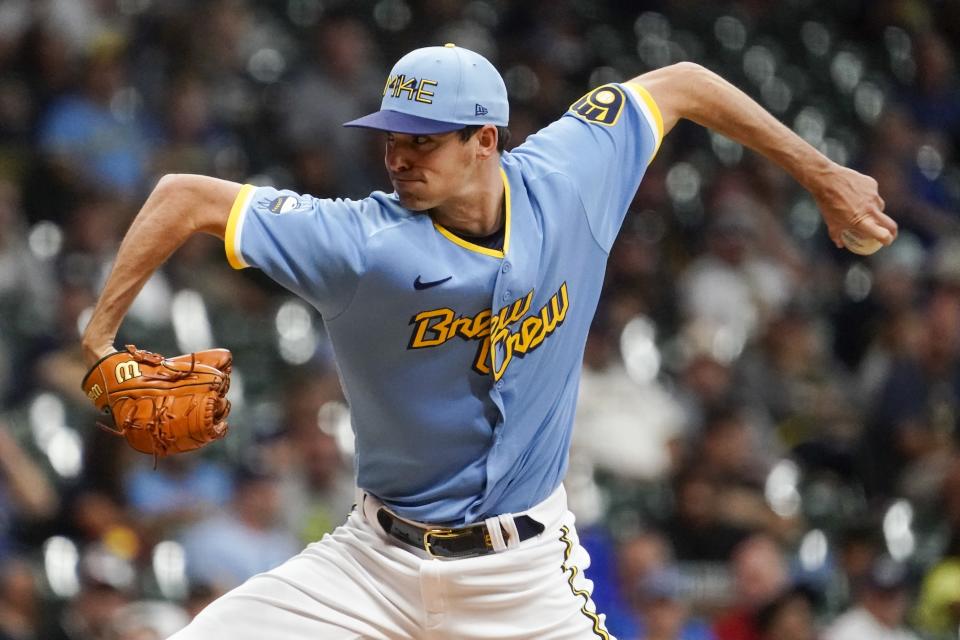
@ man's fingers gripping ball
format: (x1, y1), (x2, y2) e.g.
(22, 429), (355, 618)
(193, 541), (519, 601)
(81, 345), (232, 459)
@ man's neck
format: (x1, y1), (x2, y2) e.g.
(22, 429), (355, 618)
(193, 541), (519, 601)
(430, 160), (504, 237)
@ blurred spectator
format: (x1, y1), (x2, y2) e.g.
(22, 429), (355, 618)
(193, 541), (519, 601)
(903, 31), (960, 145)
(678, 206), (795, 348)
(823, 555), (920, 640)
(49, 582), (129, 640)
(0, 176), (58, 398)
(152, 73), (231, 179)
(690, 405), (800, 542)
(0, 557), (41, 640)
(837, 232), (926, 398)
(861, 288), (960, 500)
(712, 534), (790, 640)
(67, 491), (140, 565)
(745, 311), (854, 436)
(183, 583), (218, 621)
(574, 317), (687, 481)
(17, 19), (76, 125)
(603, 530), (674, 639)
(109, 600), (189, 640)
(755, 584), (818, 640)
(822, 521), (886, 615)
(742, 310), (859, 484)
(277, 418), (355, 544)
(670, 320), (758, 434)
(280, 15), (383, 197)
(0, 422), (58, 554)
(124, 455), (232, 538)
(662, 467), (752, 562)
(914, 455), (960, 637)
(618, 531), (673, 599)
(48, 546), (137, 640)
(696, 403), (766, 485)
(32, 283), (99, 406)
(37, 34), (153, 199)
(863, 107), (960, 245)
(628, 567), (716, 640)
(178, 463), (299, 592)
(914, 532), (960, 639)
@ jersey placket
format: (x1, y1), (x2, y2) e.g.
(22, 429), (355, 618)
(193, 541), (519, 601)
(486, 162), (541, 417)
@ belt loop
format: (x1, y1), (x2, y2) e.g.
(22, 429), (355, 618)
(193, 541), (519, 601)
(359, 490), (379, 527)
(484, 516), (507, 552)
(497, 513), (521, 549)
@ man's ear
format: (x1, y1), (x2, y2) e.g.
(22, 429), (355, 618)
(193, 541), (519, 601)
(475, 125), (499, 159)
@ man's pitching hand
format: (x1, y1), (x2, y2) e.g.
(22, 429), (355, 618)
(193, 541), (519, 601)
(811, 163), (897, 251)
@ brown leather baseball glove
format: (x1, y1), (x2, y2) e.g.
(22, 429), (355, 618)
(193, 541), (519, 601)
(81, 345), (232, 460)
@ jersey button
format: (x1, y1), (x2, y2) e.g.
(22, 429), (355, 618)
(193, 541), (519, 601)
(502, 290), (511, 301)
(501, 262), (511, 273)
(496, 380), (504, 390)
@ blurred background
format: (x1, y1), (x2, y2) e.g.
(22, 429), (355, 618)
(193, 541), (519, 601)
(0, 0), (958, 638)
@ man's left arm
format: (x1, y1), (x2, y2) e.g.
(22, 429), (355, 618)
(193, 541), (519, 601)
(631, 62), (897, 249)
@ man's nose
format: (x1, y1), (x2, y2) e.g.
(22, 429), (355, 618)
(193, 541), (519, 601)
(386, 146), (411, 173)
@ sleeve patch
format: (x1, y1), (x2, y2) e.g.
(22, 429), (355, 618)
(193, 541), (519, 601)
(261, 194), (312, 215)
(568, 84), (626, 127)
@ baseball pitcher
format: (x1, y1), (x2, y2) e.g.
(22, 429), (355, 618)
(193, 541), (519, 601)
(81, 44), (895, 639)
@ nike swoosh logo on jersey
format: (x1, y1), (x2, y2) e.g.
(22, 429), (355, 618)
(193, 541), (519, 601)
(413, 275), (452, 290)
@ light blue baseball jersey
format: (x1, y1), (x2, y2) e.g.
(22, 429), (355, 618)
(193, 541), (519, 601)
(225, 82), (663, 525)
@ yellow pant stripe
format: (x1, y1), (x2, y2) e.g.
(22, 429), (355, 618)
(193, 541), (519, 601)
(559, 526), (611, 640)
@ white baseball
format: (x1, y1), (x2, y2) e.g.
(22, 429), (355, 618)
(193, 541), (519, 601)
(841, 228), (883, 255)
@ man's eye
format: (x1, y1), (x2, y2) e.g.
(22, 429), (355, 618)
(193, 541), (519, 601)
(413, 136), (429, 145)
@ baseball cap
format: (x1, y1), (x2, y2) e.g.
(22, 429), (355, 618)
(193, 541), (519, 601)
(343, 44), (508, 135)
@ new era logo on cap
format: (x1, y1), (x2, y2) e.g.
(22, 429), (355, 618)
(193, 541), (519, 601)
(343, 44), (509, 135)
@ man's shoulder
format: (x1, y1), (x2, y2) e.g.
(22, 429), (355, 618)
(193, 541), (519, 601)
(301, 190), (417, 236)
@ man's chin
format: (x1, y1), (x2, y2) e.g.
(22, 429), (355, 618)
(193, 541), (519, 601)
(396, 192), (432, 212)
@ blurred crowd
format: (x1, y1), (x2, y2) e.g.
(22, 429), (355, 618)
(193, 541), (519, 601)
(0, 0), (958, 638)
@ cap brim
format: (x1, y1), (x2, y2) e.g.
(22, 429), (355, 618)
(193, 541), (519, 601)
(343, 109), (465, 135)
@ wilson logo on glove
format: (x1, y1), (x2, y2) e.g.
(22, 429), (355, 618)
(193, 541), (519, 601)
(114, 360), (142, 383)
(82, 345), (233, 463)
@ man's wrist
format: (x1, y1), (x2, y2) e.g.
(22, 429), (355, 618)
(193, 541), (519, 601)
(794, 153), (837, 193)
(81, 338), (117, 368)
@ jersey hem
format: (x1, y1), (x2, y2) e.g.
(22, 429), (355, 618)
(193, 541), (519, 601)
(224, 184), (255, 269)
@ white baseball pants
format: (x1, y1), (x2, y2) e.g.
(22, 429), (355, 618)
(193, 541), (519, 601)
(168, 485), (615, 639)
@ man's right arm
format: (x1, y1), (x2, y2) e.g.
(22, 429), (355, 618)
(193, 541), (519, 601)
(80, 174), (242, 366)
(631, 62), (897, 249)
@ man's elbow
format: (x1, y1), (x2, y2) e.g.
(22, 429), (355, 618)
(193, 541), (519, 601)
(630, 62), (710, 133)
(150, 173), (191, 215)
(151, 173), (235, 237)
(665, 61), (707, 78)
(154, 172), (185, 192)
(633, 61), (706, 85)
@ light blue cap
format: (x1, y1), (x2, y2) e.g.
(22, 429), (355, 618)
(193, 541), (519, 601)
(344, 44), (508, 134)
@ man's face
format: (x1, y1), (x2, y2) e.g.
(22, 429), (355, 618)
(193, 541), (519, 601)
(384, 130), (475, 211)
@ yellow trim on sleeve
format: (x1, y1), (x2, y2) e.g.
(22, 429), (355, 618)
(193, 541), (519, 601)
(225, 184), (254, 270)
(433, 168), (512, 259)
(625, 82), (664, 159)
